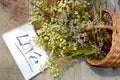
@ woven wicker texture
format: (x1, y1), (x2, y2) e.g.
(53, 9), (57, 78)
(86, 8), (120, 67)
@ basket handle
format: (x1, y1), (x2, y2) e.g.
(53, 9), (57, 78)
(102, 8), (119, 26)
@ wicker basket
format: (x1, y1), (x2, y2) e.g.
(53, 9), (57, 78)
(85, 8), (120, 67)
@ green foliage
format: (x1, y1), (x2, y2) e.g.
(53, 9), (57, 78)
(30, 0), (107, 79)
(35, 23), (78, 57)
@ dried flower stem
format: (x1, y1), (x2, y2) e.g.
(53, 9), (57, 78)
(28, 0), (57, 19)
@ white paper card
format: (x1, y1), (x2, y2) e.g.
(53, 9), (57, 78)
(2, 23), (48, 80)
